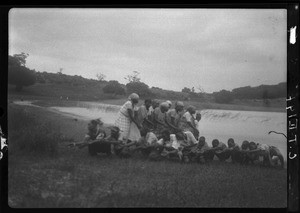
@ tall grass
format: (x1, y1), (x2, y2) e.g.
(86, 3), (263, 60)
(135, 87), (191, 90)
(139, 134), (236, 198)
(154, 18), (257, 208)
(8, 105), (62, 157)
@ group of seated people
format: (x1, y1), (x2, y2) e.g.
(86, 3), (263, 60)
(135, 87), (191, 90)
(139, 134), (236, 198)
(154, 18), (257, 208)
(80, 93), (285, 169)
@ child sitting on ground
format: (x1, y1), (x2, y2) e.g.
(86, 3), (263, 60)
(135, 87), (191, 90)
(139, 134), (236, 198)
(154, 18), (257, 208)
(247, 142), (284, 168)
(269, 145), (285, 168)
(134, 131), (160, 157)
(226, 138), (241, 163)
(211, 139), (231, 162)
(81, 119), (121, 156)
(239, 140), (256, 165)
(160, 133), (184, 161)
(184, 136), (214, 163)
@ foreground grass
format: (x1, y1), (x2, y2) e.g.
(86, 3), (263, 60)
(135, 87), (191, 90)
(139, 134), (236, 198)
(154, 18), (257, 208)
(9, 153), (287, 208)
(8, 103), (287, 208)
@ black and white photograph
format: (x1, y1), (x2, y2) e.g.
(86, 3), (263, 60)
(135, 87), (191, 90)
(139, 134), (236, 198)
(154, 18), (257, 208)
(7, 7), (289, 208)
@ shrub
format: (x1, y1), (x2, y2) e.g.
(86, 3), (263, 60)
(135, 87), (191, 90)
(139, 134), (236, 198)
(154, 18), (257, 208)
(126, 81), (153, 98)
(8, 65), (36, 91)
(8, 54), (36, 91)
(103, 81), (126, 95)
(213, 90), (234, 104)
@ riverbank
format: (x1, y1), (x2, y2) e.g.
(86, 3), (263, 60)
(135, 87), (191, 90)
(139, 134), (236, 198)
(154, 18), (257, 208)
(8, 92), (286, 113)
(8, 103), (287, 207)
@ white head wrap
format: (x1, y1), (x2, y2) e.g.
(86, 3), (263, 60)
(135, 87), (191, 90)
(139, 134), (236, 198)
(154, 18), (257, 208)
(166, 100), (172, 107)
(128, 93), (139, 101)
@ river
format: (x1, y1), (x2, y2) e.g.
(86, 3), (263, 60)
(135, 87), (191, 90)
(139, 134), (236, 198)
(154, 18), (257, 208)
(13, 100), (287, 160)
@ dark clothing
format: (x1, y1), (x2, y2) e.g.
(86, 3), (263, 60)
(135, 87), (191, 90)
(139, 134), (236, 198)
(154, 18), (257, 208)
(184, 142), (214, 163)
(88, 140), (112, 156)
(215, 150), (231, 161)
(114, 145), (135, 158)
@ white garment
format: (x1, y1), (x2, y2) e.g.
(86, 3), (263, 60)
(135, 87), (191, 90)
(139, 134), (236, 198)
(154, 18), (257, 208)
(258, 143), (270, 151)
(184, 131), (198, 144)
(157, 138), (164, 145)
(146, 132), (158, 145)
(127, 122), (141, 142)
(170, 134), (180, 150)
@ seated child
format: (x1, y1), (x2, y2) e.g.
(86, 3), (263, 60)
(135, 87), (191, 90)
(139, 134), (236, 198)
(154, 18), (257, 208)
(114, 139), (137, 158)
(269, 145), (285, 168)
(184, 136), (214, 163)
(84, 119), (106, 141)
(148, 130), (171, 161)
(83, 119), (121, 156)
(226, 138), (241, 163)
(134, 131), (160, 157)
(247, 142), (283, 168)
(239, 140), (255, 165)
(211, 139), (231, 161)
(160, 134), (184, 161)
(114, 128), (139, 158)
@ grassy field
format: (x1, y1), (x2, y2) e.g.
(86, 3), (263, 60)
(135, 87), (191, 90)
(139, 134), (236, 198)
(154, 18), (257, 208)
(8, 103), (287, 208)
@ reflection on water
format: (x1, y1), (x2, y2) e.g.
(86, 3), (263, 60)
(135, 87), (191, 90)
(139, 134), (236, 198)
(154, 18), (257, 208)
(198, 109), (287, 160)
(50, 106), (119, 124)
(13, 100), (287, 160)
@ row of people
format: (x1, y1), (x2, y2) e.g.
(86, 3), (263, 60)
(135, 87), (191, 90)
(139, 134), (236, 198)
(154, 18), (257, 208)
(114, 93), (200, 146)
(80, 115), (284, 169)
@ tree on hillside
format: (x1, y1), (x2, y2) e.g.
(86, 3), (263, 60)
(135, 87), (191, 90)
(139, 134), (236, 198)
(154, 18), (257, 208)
(213, 89), (234, 104)
(103, 80), (126, 96)
(96, 73), (106, 81)
(9, 52), (29, 67)
(8, 53), (36, 91)
(124, 71), (141, 83)
(197, 85), (205, 94)
(262, 89), (270, 107)
(182, 87), (191, 93)
(57, 68), (63, 75)
(126, 81), (153, 98)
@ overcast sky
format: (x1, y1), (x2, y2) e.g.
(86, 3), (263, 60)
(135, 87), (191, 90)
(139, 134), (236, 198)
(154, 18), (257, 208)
(9, 8), (286, 93)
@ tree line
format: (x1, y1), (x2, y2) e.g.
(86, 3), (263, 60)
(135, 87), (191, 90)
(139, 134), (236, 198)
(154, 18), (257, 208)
(8, 53), (286, 103)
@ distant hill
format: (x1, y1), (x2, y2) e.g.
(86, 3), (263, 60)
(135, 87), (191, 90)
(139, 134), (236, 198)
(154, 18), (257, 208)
(9, 71), (285, 103)
(231, 82), (286, 99)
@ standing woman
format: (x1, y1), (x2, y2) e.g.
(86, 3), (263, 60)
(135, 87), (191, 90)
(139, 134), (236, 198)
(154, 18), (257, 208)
(178, 105), (199, 145)
(115, 93), (141, 142)
(153, 102), (170, 131)
(180, 105), (199, 138)
(165, 101), (185, 138)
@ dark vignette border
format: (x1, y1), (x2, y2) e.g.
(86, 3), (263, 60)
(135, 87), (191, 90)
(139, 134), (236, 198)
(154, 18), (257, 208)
(0, 2), (299, 213)
(287, 3), (299, 212)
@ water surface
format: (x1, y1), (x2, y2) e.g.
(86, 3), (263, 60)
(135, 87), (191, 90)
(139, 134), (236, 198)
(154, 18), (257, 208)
(14, 100), (287, 160)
